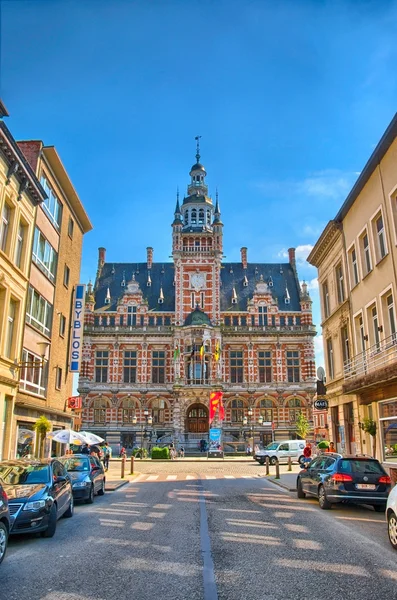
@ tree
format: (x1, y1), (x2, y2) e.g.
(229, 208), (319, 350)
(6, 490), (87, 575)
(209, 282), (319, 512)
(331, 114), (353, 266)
(359, 418), (377, 458)
(33, 416), (52, 458)
(295, 411), (310, 440)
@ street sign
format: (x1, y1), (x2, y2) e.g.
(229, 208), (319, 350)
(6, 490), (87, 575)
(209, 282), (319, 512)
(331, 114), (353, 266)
(314, 399), (329, 410)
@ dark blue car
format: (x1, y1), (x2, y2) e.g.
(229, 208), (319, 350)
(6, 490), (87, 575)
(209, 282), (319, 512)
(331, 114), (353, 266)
(0, 479), (10, 565)
(297, 454), (391, 511)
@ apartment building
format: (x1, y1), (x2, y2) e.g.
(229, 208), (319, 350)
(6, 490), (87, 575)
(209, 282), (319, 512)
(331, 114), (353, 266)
(0, 104), (46, 460)
(4, 141), (92, 459)
(308, 113), (397, 480)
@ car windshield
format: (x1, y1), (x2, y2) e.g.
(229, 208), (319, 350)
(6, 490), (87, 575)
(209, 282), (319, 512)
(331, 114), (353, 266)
(339, 459), (384, 475)
(0, 464), (50, 485)
(60, 457), (90, 472)
(265, 443), (279, 451)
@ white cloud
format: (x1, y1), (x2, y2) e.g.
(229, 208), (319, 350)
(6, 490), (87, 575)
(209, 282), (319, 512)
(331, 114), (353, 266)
(314, 334), (324, 370)
(294, 244), (314, 265)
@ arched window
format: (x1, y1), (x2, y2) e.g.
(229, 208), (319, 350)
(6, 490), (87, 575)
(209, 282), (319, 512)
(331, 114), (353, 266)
(191, 209), (197, 224)
(121, 397), (137, 423)
(184, 212), (189, 225)
(150, 398), (166, 424)
(199, 209), (205, 224)
(93, 398), (109, 423)
(231, 399), (245, 422)
(287, 397), (305, 423)
(187, 354), (210, 384)
(207, 210), (211, 225)
(259, 399), (275, 422)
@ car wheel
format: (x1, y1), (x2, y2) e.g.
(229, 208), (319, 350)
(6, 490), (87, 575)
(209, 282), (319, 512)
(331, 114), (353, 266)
(42, 503), (57, 538)
(97, 479), (105, 496)
(85, 485), (94, 504)
(297, 478), (306, 499)
(0, 522), (8, 565)
(298, 456), (305, 466)
(270, 457), (277, 466)
(388, 511), (397, 549)
(318, 485), (331, 510)
(63, 496), (74, 518)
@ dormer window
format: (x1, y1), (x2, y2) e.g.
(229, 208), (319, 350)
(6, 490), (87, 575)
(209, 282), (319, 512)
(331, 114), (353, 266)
(285, 298), (290, 305)
(199, 209), (204, 224)
(243, 275), (248, 287)
(191, 209), (197, 224)
(268, 276), (273, 287)
(158, 297), (164, 304)
(104, 287), (111, 305)
(147, 274), (152, 287)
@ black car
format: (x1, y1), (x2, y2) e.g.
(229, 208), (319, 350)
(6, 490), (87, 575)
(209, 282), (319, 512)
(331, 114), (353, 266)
(297, 454), (391, 511)
(0, 479), (10, 565)
(59, 454), (105, 503)
(0, 459), (74, 538)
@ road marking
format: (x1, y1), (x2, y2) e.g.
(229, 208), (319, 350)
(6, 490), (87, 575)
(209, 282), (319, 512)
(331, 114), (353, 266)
(224, 475), (235, 479)
(186, 475), (196, 479)
(131, 522), (154, 530)
(205, 475), (216, 479)
(166, 475), (177, 480)
(147, 475), (159, 481)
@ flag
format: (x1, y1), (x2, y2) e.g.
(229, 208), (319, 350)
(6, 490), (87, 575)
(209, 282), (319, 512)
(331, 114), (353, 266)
(200, 343), (204, 359)
(173, 345), (180, 360)
(214, 341), (221, 362)
(209, 391), (223, 423)
(68, 396), (82, 410)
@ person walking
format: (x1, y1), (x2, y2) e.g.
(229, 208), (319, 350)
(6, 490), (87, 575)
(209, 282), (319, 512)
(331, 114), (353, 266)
(81, 444), (90, 455)
(303, 442), (312, 468)
(103, 442), (112, 471)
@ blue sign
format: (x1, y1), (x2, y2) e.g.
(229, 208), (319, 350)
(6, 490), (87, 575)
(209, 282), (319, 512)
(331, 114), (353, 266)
(209, 428), (222, 451)
(69, 284), (85, 373)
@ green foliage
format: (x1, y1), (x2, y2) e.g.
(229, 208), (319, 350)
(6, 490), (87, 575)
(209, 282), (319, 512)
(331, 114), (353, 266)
(317, 440), (330, 449)
(394, 444), (397, 453)
(360, 418), (377, 437)
(33, 415), (52, 435)
(151, 447), (170, 460)
(295, 411), (310, 440)
(132, 447), (148, 458)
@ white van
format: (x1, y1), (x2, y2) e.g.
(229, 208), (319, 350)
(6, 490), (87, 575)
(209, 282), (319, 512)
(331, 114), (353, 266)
(254, 440), (306, 465)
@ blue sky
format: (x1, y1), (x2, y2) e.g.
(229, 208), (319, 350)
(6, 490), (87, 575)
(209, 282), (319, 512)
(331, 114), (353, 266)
(2, 0), (397, 368)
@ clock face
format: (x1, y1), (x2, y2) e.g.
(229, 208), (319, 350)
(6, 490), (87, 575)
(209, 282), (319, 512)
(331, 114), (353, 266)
(191, 273), (205, 291)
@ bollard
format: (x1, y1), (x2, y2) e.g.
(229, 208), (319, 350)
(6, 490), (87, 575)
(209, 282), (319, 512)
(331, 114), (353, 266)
(265, 456), (270, 476)
(275, 458), (280, 479)
(130, 455), (134, 475)
(288, 456), (292, 472)
(121, 456), (126, 479)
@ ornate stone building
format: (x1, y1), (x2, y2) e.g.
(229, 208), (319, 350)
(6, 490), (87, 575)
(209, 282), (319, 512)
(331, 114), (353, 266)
(79, 145), (316, 452)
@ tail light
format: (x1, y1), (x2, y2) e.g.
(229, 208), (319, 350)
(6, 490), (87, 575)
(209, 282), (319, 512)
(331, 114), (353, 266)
(331, 473), (353, 483)
(378, 475), (391, 484)
(1, 489), (7, 502)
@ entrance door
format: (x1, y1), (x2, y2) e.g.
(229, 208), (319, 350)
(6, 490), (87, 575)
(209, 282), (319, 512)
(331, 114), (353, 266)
(187, 404), (209, 433)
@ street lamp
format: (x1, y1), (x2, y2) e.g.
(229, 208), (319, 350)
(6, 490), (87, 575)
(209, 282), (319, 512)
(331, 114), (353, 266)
(132, 407), (153, 459)
(243, 407), (255, 454)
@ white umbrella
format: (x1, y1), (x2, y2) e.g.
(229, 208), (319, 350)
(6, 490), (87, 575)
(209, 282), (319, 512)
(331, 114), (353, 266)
(48, 429), (88, 445)
(79, 431), (104, 445)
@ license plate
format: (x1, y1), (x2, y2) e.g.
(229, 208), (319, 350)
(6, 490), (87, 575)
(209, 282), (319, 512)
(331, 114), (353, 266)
(356, 484), (376, 490)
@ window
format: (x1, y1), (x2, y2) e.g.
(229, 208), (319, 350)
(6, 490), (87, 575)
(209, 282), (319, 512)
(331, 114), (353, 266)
(123, 351), (137, 383)
(336, 264), (345, 303)
(32, 227), (58, 282)
(230, 350), (243, 383)
(127, 305), (137, 326)
(288, 398), (304, 422)
(15, 221), (26, 269)
(200, 292), (205, 309)
(152, 350), (165, 383)
(258, 351), (272, 383)
(5, 299), (17, 358)
(326, 338), (334, 380)
(191, 209), (197, 224)
(152, 398), (165, 423)
(59, 314), (66, 337)
(191, 293), (195, 309)
(360, 231), (372, 276)
(350, 246), (359, 287)
(63, 265), (70, 288)
(198, 209), (205, 224)
(93, 398), (108, 423)
(19, 349), (48, 396)
(122, 398), (136, 423)
(258, 305), (267, 326)
(26, 286), (53, 336)
(341, 325), (350, 365)
(355, 314), (366, 353)
(40, 175), (63, 229)
(259, 399), (274, 422)
(231, 399), (244, 422)
(55, 367), (62, 390)
(387, 294), (396, 340)
(68, 217), (74, 238)
(370, 305), (380, 351)
(374, 213), (387, 261)
(0, 203), (10, 253)
(286, 350), (300, 382)
(95, 351), (109, 383)
(322, 281), (330, 319)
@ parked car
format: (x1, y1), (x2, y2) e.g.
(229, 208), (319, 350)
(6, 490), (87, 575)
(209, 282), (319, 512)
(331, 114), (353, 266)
(0, 459), (74, 538)
(255, 440), (306, 465)
(297, 454), (391, 511)
(0, 479), (10, 565)
(59, 454), (105, 503)
(386, 482), (397, 550)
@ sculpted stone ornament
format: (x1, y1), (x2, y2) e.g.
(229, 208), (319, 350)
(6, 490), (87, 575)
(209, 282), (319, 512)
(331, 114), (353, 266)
(191, 272), (205, 291)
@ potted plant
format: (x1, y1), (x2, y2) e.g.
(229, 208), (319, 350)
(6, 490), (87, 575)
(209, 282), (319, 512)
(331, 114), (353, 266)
(33, 416), (52, 458)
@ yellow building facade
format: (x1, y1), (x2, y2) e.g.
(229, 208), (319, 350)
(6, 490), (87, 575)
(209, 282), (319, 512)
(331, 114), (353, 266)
(309, 113), (397, 481)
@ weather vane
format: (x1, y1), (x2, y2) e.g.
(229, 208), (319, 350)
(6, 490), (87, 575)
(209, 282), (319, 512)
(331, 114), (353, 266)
(195, 135), (201, 163)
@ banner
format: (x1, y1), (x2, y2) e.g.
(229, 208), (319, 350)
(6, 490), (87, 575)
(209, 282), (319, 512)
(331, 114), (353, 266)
(68, 396), (82, 410)
(70, 284), (85, 372)
(209, 391), (224, 423)
(209, 428), (222, 452)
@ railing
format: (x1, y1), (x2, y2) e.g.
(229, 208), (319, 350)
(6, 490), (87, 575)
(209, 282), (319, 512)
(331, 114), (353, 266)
(181, 247), (213, 254)
(344, 333), (397, 380)
(221, 325), (316, 333)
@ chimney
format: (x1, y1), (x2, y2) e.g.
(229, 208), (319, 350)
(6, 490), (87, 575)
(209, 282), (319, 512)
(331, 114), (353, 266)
(288, 247), (296, 269)
(240, 247), (248, 270)
(147, 247), (153, 270)
(98, 247), (106, 271)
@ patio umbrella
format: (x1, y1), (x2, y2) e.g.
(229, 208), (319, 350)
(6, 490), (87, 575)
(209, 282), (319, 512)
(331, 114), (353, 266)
(48, 429), (88, 445)
(79, 431), (104, 445)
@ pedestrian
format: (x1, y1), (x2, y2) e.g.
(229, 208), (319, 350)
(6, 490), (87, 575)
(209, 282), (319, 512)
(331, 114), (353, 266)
(328, 441), (336, 453)
(179, 446), (185, 458)
(303, 442), (312, 468)
(103, 442), (112, 471)
(246, 444), (252, 456)
(81, 444), (90, 455)
(119, 446), (126, 458)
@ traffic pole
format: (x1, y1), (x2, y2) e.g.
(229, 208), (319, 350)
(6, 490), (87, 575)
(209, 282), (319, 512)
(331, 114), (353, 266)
(121, 456), (126, 479)
(265, 456), (270, 476)
(288, 456), (292, 471)
(275, 458), (280, 479)
(130, 455), (134, 475)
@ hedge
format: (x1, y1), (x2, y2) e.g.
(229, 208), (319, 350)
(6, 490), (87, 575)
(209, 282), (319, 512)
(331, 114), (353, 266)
(151, 446), (170, 460)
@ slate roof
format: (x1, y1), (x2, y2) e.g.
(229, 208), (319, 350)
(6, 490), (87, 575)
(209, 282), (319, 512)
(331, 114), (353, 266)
(94, 262), (301, 313)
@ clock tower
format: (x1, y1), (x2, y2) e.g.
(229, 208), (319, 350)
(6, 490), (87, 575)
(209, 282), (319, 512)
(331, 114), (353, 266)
(172, 138), (223, 326)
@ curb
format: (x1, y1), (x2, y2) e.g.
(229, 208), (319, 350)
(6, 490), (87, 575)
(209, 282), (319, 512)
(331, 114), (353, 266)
(266, 476), (297, 493)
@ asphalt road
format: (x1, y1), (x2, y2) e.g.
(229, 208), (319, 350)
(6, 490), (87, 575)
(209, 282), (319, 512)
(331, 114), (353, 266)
(1, 465), (396, 600)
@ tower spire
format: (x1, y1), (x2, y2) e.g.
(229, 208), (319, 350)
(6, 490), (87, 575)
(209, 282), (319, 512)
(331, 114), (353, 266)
(195, 135), (201, 163)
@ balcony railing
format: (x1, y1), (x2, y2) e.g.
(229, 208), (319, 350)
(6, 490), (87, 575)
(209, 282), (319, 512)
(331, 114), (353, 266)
(344, 333), (397, 380)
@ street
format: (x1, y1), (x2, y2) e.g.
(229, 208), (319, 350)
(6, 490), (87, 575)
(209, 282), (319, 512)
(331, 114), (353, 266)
(1, 461), (397, 600)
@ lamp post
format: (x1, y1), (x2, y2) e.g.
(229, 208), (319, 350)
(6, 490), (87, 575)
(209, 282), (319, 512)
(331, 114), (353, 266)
(132, 408), (152, 459)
